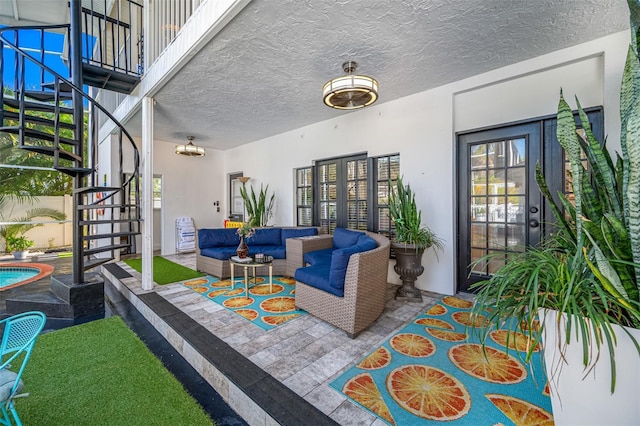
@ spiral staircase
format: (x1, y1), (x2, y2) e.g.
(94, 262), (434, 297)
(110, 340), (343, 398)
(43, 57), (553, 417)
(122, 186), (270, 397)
(0, 1), (142, 323)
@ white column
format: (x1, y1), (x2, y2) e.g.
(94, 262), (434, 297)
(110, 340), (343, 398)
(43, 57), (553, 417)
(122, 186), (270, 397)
(142, 97), (154, 291)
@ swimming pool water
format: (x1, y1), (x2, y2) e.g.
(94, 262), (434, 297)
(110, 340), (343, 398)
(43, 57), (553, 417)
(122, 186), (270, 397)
(0, 268), (39, 288)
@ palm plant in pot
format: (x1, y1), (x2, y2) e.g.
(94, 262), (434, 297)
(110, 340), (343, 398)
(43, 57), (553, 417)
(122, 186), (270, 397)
(388, 176), (443, 301)
(471, 2), (640, 422)
(5, 235), (34, 259)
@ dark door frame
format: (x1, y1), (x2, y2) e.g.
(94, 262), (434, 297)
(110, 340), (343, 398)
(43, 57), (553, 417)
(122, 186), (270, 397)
(455, 107), (604, 293)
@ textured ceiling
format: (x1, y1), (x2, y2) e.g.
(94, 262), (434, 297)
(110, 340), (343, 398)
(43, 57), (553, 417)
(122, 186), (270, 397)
(148, 0), (630, 150)
(4, 0), (631, 149)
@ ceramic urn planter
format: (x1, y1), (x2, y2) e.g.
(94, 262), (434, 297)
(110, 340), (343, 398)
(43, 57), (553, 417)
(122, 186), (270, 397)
(391, 242), (425, 302)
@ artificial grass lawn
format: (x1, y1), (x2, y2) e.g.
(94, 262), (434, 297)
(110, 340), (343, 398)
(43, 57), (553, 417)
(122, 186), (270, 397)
(20, 316), (213, 426)
(124, 255), (205, 284)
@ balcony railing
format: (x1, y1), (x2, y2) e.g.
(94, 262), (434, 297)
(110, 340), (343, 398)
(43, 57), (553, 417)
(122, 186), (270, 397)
(96, 0), (206, 124)
(81, 0), (144, 77)
(147, 0), (205, 65)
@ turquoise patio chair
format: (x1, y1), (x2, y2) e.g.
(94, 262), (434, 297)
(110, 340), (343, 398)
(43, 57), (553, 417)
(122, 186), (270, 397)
(0, 311), (46, 426)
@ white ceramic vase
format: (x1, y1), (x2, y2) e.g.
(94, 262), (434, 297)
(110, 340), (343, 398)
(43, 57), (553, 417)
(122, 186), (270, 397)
(12, 250), (28, 260)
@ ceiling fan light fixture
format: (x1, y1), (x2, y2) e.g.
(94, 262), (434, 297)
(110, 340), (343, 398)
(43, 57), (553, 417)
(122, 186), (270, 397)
(323, 61), (378, 110)
(175, 136), (205, 157)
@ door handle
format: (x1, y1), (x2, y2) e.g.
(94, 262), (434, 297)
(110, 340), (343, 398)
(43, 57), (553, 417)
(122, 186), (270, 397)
(529, 219), (539, 228)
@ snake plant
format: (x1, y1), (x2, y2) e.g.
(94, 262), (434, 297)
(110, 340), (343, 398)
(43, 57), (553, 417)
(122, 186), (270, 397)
(239, 183), (275, 227)
(388, 176), (444, 252)
(472, 0), (640, 392)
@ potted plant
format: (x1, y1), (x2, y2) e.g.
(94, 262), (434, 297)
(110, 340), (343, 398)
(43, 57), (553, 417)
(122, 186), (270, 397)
(471, 2), (640, 422)
(388, 176), (443, 301)
(0, 205), (66, 258)
(239, 183), (275, 227)
(5, 235), (34, 259)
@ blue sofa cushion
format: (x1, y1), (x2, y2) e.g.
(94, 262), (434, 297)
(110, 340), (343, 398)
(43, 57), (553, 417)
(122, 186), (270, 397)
(295, 266), (344, 297)
(198, 228), (239, 249)
(280, 227), (318, 245)
(328, 236), (378, 291)
(333, 228), (365, 249)
(356, 234), (378, 251)
(304, 248), (335, 266)
(249, 228), (281, 246)
(200, 247), (237, 260)
(248, 245), (286, 259)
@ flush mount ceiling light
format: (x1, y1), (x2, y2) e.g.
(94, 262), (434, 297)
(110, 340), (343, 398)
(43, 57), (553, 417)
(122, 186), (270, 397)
(175, 136), (205, 157)
(322, 61), (378, 110)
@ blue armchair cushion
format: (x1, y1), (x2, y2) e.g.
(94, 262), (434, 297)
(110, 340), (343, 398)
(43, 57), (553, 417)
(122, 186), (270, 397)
(333, 228), (365, 249)
(248, 245), (286, 259)
(328, 235), (378, 291)
(200, 247), (238, 260)
(281, 227), (318, 245)
(249, 228), (281, 246)
(198, 228), (239, 249)
(356, 234), (378, 251)
(304, 248), (335, 266)
(295, 266), (344, 297)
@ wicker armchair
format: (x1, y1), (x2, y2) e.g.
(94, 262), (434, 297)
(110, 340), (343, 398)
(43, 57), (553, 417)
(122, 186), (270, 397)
(289, 231), (391, 338)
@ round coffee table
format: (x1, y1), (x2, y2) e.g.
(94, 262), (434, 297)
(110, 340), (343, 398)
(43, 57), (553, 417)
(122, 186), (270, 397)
(229, 255), (274, 298)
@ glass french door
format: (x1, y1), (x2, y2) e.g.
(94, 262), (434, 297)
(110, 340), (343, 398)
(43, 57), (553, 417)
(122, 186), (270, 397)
(315, 154), (368, 234)
(457, 123), (542, 292)
(457, 109), (604, 293)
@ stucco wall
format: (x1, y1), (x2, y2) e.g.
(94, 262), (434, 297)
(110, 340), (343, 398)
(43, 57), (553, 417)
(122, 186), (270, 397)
(153, 139), (226, 255)
(1, 196), (73, 251)
(218, 30), (629, 295)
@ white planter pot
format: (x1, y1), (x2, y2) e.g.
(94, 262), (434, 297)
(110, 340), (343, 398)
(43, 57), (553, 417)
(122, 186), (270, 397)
(12, 250), (29, 260)
(541, 309), (640, 425)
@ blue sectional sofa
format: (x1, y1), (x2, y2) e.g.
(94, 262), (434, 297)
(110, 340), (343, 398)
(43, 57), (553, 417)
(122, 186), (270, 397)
(288, 229), (391, 337)
(196, 226), (319, 278)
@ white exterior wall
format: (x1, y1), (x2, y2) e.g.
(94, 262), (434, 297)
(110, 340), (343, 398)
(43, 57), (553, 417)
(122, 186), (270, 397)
(153, 139), (226, 254)
(216, 30), (630, 295)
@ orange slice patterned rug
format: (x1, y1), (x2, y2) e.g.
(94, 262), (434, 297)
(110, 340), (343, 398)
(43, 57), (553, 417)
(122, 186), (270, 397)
(330, 296), (553, 425)
(181, 275), (306, 331)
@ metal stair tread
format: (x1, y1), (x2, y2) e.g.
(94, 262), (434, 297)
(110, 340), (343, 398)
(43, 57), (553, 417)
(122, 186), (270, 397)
(19, 145), (82, 162)
(22, 90), (73, 102)
(77, 204), (122, 210)
(75, 186), (122, 194)
(3, 97), (75, 114)
(84, 243), (130, 256)
(2, 126), (78, 146)
(79, 218), (140, 225)
(55, 166), (93, 177)
(2, 110), (76, 130)
(42, 81), (73, 92)
(83, 231), (140, 240)
(84, 257), (115, 270)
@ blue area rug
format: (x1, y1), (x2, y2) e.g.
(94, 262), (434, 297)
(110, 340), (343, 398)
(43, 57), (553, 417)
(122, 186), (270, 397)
(181, 275), (307, 331)
(330, 296), (553, 425)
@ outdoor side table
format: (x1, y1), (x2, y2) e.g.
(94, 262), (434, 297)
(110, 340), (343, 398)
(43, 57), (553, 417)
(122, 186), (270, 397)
(229, 255), (274, 298)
